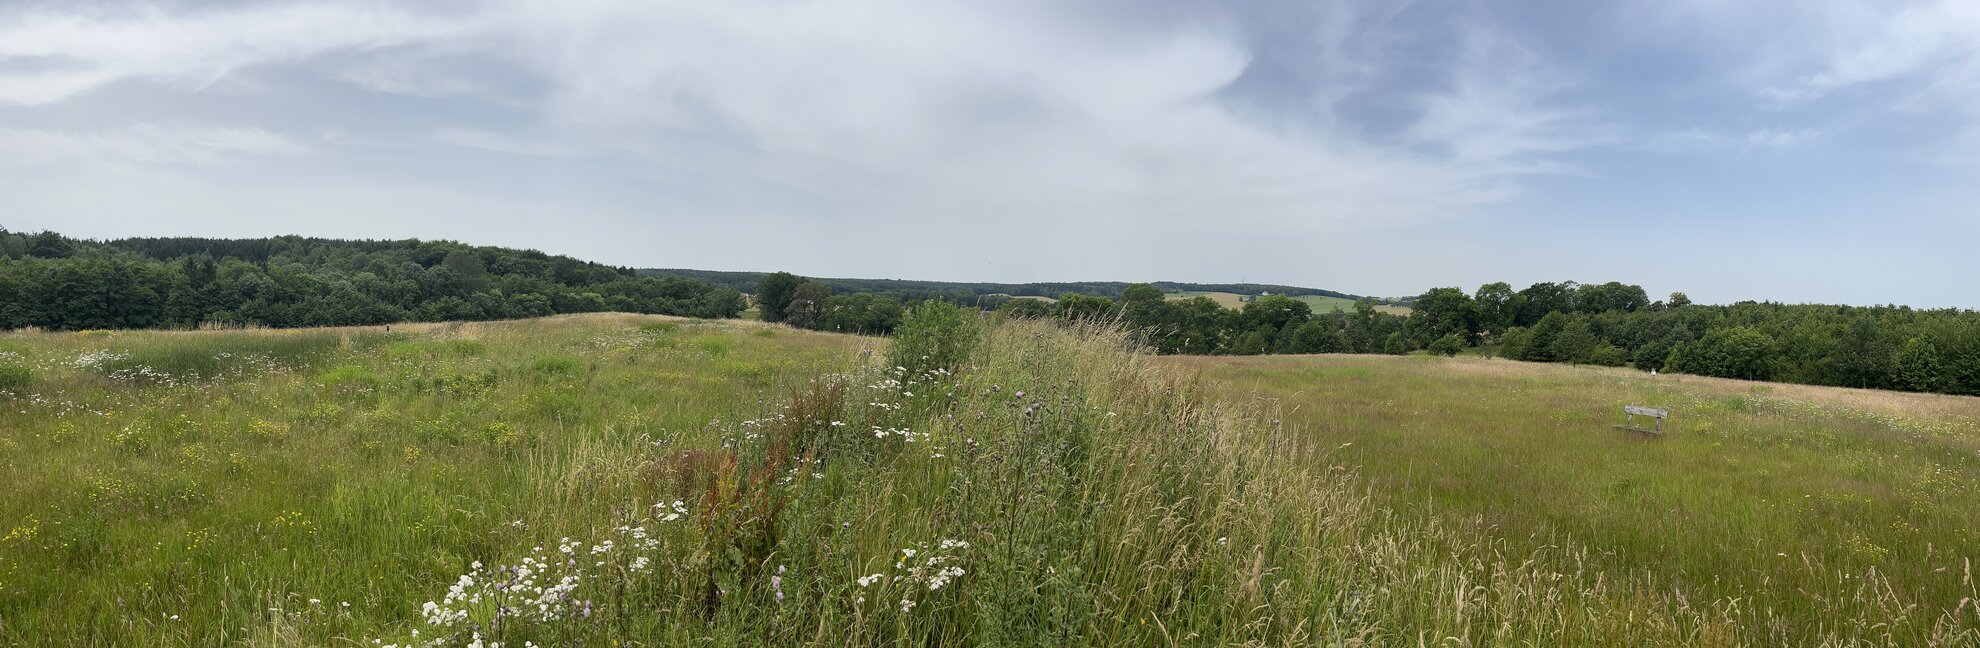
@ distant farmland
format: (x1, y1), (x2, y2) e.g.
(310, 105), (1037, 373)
(1167, 291), (1411, 315)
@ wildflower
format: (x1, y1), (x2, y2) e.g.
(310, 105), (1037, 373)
(857, 573), (884, 587)
(899, 599), (916, 613)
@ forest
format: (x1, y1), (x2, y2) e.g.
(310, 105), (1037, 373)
(642, 267), (1370, 303)
(0, 229), (745, 330)
(759, 272), (1980, 397)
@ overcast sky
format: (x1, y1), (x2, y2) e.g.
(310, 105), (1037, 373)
(3, 1), (1977, 306)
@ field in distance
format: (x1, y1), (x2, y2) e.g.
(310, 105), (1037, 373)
(1162, 351), (1980, 641)
(1167, 290), (1412, 315)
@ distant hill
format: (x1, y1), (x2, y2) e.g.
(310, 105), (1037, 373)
(0, 230), (746, 330)
(639, 268), (1386, 304)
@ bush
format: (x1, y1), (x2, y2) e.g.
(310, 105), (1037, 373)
(1427, 333), (1465, 357)
(0, 359), (31, 391)
(1588, 343), (1629, 367)
(888, 300), (980, 378)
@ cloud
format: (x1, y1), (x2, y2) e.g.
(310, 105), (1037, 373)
(433, 128), (584, 159)
(0, 124), (309, 167)
(1744, 127), (1820, 148)
(1404, 27), (1610, 167)
(0, 1), (1616, 236)
(1649, 0), (1980, 161)
(0, 2), (467, 105)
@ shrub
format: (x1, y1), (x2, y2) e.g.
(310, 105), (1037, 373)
(888, 300), (980, 378)
(1588, 343), (1629, 367)
(1427, 333), (1465, 357)
(0, 359), (31, 391)
(531, 355), (583, 376)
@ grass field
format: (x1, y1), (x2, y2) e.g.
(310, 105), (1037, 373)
(1166, 352), (1980, 645)
(1167, 291), (1412, 315)
(0, 315), (878, 645)
(2, 315), (1974, 645)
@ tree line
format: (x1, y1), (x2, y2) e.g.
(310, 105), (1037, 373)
(1389, 281), (1980, 396)
(0, 229), (745, 330)
(756, 270), (1980, 398)
(752, 272), (1413, 354)
(646, 267), (1375, 304)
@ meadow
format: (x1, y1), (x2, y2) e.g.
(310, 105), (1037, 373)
(1, 313), (1975, 646)
(0, 315), (877, 645)
(1168, 353), (1980, 646)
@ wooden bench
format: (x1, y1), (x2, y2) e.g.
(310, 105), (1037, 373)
(1614, 405), (1668, 436)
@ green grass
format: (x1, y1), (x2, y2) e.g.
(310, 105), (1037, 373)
(2, 314), (1974, 646)
(0, 314), (877, 645)
(1168, 353), (1980, 644)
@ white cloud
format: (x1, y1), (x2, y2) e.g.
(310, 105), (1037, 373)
(1649, 0), (1980, 161)
(433, 128), (584, 159)
(0, 2), (468, 105)
(0, 1), (1611, 234)
(1745, 127), (1820, 148)
(0, 124), (308, 167)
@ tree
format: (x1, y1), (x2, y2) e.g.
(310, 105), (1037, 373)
(996, 298), (1051, 319)
(441, 249), (490, 293)
(784, 281), (830, 330)
(1669, 326), (1775, 381)
(1519, 312), (1571, 361)
(25, 232), (74, 259)
(1498, 326), (1531, 360)
(756, 272), (804, 323)
(1409, 287), (1481, 345)
(1587, 343), (1629, 367)
(1549, 316), (1598, 364)
(1119, 283), (1165, 308)
(1831, 315), (1894, 389)
(820, 293), (903, 334)
(1235, 295), (1312, 352)
(1512, 281), (1577, 327)
(1667, 292), (1692, 308)
(1474, 282), (1514, 335)
(1893, 337), (1948, 393)
(1382, 331), (1410, 355)
(1574, 281), (1650, 314)
(1053, 293), (1117, 322)
(1287, 320), (1349, 354)
(1427, 333), (1464, 357)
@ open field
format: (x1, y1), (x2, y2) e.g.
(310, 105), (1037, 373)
(0, 314), (878, 645)
(1167, 290), (1248, 307)
(2, 315), (1975, 645)
(1164, 352), (1980, 644)
(1166, 291), (1411, 315)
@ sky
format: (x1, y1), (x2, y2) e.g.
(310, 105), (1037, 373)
(2, 1), (1977, 307)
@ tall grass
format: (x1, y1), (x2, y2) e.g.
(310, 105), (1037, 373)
(2, 315), (1974, 645)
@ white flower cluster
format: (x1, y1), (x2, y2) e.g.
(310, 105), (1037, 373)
(870, 426), (924, 442)
(851, 538), (970, 610)
(651, 499), (688, 522)
(389, 502), (687, 646)
(69, 350), (131, 370)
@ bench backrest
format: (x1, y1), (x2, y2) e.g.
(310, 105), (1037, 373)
(1623, 405), (1668, 419)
